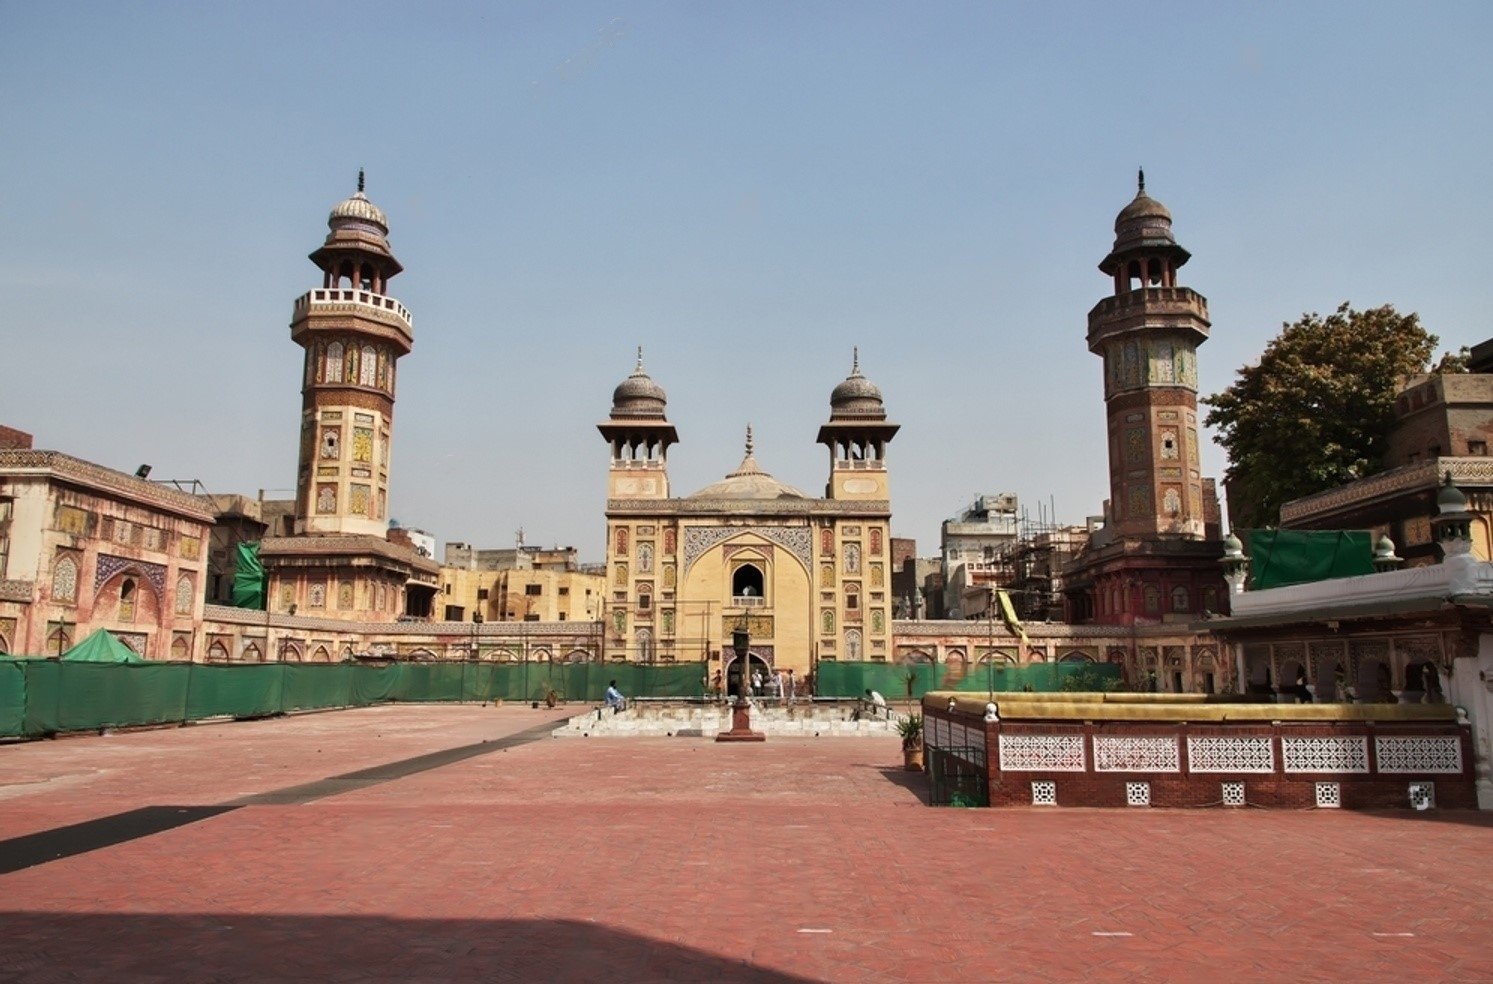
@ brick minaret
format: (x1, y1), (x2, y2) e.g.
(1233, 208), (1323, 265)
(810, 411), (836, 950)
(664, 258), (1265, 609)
(290, 172), (411, 536)
(1087, 171), (1211, 540)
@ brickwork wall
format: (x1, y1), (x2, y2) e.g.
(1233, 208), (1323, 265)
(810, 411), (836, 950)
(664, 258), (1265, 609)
(923, 707), (1477, 810)
(0, 426), (34, 450)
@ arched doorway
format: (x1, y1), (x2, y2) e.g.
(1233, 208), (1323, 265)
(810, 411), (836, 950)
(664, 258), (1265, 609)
(724, 651), (772, 698)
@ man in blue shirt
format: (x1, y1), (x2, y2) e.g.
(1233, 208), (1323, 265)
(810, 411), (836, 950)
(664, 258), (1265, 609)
(605, 680), (625, 711)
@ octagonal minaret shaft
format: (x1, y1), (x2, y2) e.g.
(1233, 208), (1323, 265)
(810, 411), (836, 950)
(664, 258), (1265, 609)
(290, 172), (413, 536)
(1086, 171), (1211, 539)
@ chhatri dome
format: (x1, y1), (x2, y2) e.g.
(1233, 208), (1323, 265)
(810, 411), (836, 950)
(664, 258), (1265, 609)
(1101, 168), (1190, 274)
(327, 168), (389, 234)
(609, 348), (669, 419)
(828, 348), (887, 420)
(688, 425), (808, 500)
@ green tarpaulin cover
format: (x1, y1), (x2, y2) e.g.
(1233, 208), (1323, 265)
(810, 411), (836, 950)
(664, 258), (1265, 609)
(231, 541), (265, 610)
(60, 629), (148, 664)
(1248, 529), (1374, 589)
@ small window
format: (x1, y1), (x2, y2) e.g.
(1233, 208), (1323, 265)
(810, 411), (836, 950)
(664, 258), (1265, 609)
(558, 586), (570, 596)
(525, 584), (542, 596)
(638, 593), (651, 610)
(846, 592), (860, 610)
(524, 613), (539, 622)
(477, 588), (488, 600)
(1469, 440), (1487, 456)
(558, 611), (567, 620)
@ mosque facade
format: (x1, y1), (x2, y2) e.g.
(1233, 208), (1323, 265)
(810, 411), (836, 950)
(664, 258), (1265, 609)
(600, 352), (899, 686)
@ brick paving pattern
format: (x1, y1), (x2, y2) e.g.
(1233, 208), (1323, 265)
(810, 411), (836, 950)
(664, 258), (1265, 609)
(2, 704), (1491, 982)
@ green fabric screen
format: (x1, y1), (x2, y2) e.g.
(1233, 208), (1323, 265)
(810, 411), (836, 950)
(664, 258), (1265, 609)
(1248, 529), (1374, 589)
(0, 660), (710, 738)
(230, 541), (266, 610)
(185, 664), (284, 720)
(813, 660), (1121, 700)
(0, 660), (25, 737)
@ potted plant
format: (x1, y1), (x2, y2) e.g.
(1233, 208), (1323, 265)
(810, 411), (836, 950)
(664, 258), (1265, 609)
(898, 714), (924, 771)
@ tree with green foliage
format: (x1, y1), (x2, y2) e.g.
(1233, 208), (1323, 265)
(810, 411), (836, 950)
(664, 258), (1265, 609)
(1204, 303), (1449, 530)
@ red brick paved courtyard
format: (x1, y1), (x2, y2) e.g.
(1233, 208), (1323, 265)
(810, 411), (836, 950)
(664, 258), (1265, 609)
(2, 704), (1491, 982)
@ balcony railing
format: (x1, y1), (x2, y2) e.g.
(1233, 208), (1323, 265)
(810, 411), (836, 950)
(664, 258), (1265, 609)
(294, 289), (412, 330)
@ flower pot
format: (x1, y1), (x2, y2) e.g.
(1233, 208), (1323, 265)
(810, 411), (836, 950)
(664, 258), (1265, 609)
(903, 745), (924, 772)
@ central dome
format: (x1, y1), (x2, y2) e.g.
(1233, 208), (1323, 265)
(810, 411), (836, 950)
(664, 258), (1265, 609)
(688, 426), (808, 500)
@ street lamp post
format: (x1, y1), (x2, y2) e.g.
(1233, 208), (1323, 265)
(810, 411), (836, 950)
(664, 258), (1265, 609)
(715, 622), (765, 742)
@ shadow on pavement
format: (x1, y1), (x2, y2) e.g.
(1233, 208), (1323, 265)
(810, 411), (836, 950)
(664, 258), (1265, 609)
(0, 912), (821, 983)
(1352, 808), (1493, 831)
(872, 765), (928, 803)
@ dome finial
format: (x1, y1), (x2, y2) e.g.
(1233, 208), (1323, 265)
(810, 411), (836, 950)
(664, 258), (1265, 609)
(745, 423), (754, 457)
(1137, 167), (1145, 195)
(358, 168), (366, 194)
(851, 346), (861, 377)
(635, 345), (644, 372)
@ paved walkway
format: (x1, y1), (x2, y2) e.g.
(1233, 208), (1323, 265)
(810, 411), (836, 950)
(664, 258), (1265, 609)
(2, 705), (1491, 982)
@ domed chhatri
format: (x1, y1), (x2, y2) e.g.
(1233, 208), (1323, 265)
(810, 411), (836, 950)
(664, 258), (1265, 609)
(1100, 168), (1190, 276)
(1436, 471), (1469, 514)
(829, 348), (887, 419)
(610, 347), (669, 419)
(1113, 167), (1173, 231)
(328, 168), (389, 233)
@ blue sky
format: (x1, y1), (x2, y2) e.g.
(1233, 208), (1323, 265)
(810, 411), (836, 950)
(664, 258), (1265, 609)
(4, 2), (1491, 559)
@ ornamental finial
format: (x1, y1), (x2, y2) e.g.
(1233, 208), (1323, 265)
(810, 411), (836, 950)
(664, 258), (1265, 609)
(745, 423), (754, 457)
(1137, 167), (1145, 195)
(851, 346), (861, 376)
(358, 168), (366, 194)
(635, 346), (644, 372)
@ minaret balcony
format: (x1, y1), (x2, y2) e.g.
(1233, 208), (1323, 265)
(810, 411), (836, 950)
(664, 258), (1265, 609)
(292, 288), (414, 347)
(833, 459), (886, 471)
(1086, 287), (1210, 351)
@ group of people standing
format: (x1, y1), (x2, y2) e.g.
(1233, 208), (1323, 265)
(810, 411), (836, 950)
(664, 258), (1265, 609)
(708, 665), (800, 702)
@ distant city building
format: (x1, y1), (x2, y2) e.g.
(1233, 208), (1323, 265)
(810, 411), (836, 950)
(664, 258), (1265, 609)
(940, 494), (1019, 618)
(444, 541), (581, 572)
(439, 564), (605, 624)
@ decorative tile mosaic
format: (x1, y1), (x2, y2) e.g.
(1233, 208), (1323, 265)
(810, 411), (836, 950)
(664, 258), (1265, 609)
(1374, 737), (1462, 774)
(1093, 736), (1180, 773)
(683, 525), (813, 576)
(1282, 736), (1369, 773)
(1186, 736), (1274, 773)
(999, 734), (1086, 772)
(94, 553), (167, 600)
